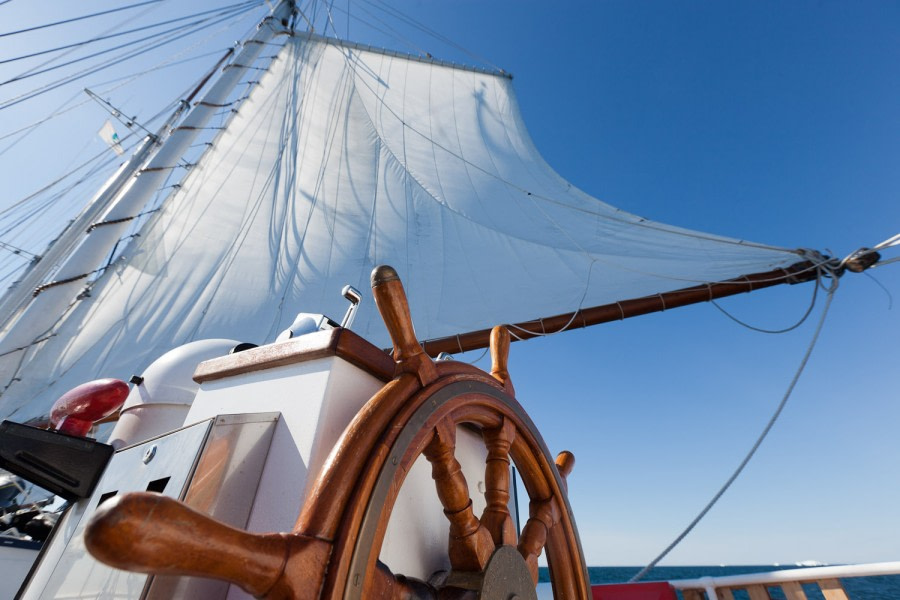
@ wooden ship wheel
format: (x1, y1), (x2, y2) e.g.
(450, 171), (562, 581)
(85, 265), (590, 599)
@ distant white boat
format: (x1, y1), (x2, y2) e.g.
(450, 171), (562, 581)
(796, 560), (829, 567)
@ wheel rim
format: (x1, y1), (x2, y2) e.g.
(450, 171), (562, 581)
(340, 377), (588, 599)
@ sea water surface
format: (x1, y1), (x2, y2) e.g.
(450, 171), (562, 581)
(540, 565), (900, 599)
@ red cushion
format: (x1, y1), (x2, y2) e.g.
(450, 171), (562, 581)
(591, 582), (678, 600)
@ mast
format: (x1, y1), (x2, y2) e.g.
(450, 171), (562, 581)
(0, 2), (294, 380)
(0, 128), (166, 334)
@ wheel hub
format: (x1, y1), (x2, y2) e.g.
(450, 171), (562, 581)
(480, 545), (538, 600)
(445, 545), (537, 600)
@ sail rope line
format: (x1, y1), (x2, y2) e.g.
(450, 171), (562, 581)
(0, 1), (264, 68)
(0, 12), (279, 279)
(326, 1), (434, 61)
(53, 78), (283, 382)
(319, 0), (341, 39)
(873, 256), (900, 268)
(260, 37), (361, 335)
(0, 240), (38, 260)
(2, 25), (289, 399)
(2, 0), (169, 89)
(171, 74), (290, 341)
(0, 0), (218, 149)
(630, 259), (845, 583)
(263, 39), (344, 337)
(4, 1), (262, 84)
(361, 0), (504, 73)
(506, 259), (600, 341)
(711, 277), (820, 334)
(4, 71), (285, 408)
(163, 26), (318, 343)
(2, 4), (260, 89)
(0, 4), (266, 111)
(0, 9), (289, 413)
(0, 138), (133, 217)
(0, 0), (164, 39)
(0, 43), (231, 152)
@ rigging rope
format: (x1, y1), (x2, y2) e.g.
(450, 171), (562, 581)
(361, 0), (503, 72)
(711, 278), (819, 334)
(0, 1), (261, 67)
(0, 0), (164, 39)
(0, 240), (38, 260)
(630, 260), (843, 582)
(0, 5), (263, 111)
(2, 3), (260, 87)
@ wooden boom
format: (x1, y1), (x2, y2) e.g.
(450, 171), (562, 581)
(421, 261), (818, 357)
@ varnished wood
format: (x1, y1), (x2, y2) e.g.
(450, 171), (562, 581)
(746, 584), (771, 600)
(193, 327), (394, 383)
(293, 374), (421, 538)
(371, 265), (437, 384)
(480, 417), (516, 546)
(555, 451), (575, 493)
(423, 418), (493, 572)
(84, 492), (331, 599)
(818, 579), (849, 600)
(370, 561), (435, 599)
(517, 496), (560, 584)
(489, 326), (514, 395)
(681, 590), (704, 600)
(719, 588), (736, 600)
(340, 377), (588, 599)
(87, 266), (588, 600)
(420, 261), (817, 357)
(781, 581), (809, 600)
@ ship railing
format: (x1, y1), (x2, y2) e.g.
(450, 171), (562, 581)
(668, 560), (900, 599)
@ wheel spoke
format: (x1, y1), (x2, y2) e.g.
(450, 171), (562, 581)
(480, 417), (517, 546)
(423, 418), (494, 572)
(517, 496), (561, 584)
(372, 560), (437, 599)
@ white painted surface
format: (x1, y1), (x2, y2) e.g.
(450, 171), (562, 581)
(187, 355), (384, 535)
(109, 339), (239, 448)
(670, 560), (900, 591)
(380, 427), (489, 582)
(21, 421), (212, 600)
(0, 543), (39, 600)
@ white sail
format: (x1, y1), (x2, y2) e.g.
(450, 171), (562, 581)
(0, 32), (808, 422)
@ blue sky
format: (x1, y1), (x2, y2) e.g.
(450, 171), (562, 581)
(1, 0), (898, 568)
(369, 1), (900, 567)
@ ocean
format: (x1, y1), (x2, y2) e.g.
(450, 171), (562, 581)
(539, 565), (900, 599)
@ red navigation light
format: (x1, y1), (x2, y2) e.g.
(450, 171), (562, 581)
(49, 379), (130, 437)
